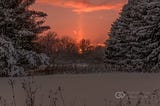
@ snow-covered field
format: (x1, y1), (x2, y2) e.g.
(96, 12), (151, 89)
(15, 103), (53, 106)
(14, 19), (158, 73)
(1, 73), (160, 106)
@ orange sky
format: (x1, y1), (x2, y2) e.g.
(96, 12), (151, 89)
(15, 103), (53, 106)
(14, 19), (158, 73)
(33, 0), (127, 44)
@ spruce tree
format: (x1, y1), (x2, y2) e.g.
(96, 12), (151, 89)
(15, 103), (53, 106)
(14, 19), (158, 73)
(105, 0), (142, 71)
(105, 0), (160, 72)
(0, 0), (50, 76)
(0, 0), (50, 50)
(141, 0), (160, 71)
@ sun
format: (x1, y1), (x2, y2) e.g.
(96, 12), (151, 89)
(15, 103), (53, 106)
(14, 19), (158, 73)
(78, 48), (83, 54)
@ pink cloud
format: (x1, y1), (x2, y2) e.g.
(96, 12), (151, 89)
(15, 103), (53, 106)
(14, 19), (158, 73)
(37, 0), (127, 13)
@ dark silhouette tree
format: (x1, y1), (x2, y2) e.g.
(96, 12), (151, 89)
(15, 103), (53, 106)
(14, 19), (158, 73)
(79, 39), (93, 54)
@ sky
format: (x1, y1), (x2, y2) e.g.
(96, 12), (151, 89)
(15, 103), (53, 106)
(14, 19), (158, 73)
(33, 0), (128, 44)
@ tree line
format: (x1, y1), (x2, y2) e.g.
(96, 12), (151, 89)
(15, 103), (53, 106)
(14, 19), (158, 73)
(38, 32), (105, 64)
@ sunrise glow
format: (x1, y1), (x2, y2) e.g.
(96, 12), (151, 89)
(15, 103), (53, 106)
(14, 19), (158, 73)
(33, 0), (127, 44)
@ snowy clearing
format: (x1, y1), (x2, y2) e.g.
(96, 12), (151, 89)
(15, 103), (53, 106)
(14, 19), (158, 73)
(1, 73), (160, 106)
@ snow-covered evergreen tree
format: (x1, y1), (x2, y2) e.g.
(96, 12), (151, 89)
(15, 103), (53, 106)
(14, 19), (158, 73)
(105, 0), (142, 71)
(105, 0), (160, 72)
(140, 0), (160, 71)
(0, 0), (50, 76)
(0, 0), (50, 50)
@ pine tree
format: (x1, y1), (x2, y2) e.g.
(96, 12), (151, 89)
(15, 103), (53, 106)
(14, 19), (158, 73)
(0, 0), (50, 76)
(105, 0), (142, 71)
(140, 0), (160, 71)
(0, 0), (50, 50)
(105, 0), (160, 72)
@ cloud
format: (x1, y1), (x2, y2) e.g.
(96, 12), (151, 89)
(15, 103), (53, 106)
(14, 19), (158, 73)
(37, 0), (126, 13)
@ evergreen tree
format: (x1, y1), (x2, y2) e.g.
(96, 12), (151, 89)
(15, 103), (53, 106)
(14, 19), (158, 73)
(0, 0), (50, 76)
(105, 0), (160, 72)
(0, 0), (50, 50)
(140, 0), (160, 71)
(105, 0), (142, 71)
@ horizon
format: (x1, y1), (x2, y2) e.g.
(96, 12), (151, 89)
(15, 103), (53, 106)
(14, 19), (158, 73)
(33, 0), (128, 44)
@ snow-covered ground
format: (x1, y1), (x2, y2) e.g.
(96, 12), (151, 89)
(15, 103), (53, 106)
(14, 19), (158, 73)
(1, 73), (160, 106)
